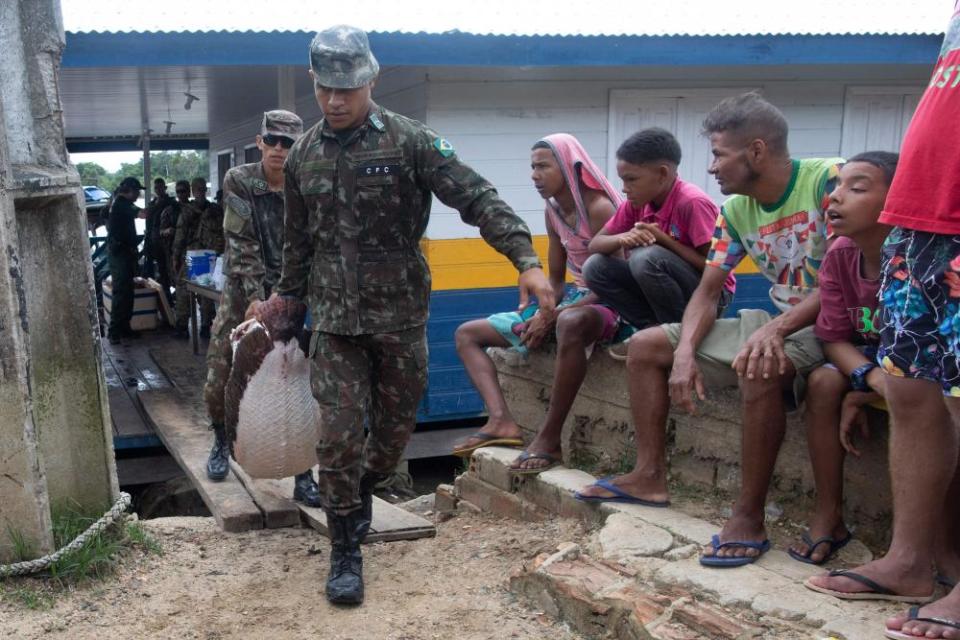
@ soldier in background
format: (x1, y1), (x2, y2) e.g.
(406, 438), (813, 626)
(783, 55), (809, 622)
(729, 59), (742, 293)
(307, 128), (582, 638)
(266, 25), (555, 606)
(172, 177), (224, 339)
(201, 110), (320, 508)
(107, 177), (145, 344)
(144, 177), (173, 283)
(158, 179), (190, 302)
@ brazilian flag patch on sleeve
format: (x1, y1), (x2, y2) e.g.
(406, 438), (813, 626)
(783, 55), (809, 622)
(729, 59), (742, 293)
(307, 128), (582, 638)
(433, 137), (455, 158)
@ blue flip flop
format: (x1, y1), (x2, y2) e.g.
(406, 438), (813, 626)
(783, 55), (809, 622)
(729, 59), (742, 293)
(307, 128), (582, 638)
(574, 477), (670, 507)
(787, 530), (853, 565)
(700, 534), (771, 567)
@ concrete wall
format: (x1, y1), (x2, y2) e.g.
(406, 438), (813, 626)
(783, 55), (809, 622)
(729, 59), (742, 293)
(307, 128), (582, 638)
(491, 346), (893, 546)
(0, 0), (117, 562)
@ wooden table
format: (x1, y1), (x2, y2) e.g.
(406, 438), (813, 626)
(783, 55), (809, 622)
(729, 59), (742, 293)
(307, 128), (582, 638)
(184, 281), (222, 355)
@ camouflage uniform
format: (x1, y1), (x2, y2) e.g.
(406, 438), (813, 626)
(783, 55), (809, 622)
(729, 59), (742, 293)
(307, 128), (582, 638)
(277, 103), (542, 515)
(158, 200), (181, 286)
(144, 191), (174, 288)
(173, 198), (224, 329)
(202, 161), (286, 425)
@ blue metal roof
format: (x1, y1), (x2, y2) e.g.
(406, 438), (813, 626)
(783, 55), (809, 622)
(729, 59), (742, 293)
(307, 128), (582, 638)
(63, 31), (943, 68)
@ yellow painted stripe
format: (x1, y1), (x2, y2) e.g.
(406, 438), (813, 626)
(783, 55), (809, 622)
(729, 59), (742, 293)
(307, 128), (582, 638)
(422, 236), (760, 291)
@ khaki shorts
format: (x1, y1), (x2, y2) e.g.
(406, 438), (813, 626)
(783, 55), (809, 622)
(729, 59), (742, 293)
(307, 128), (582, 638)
(661, 309), (824, 403)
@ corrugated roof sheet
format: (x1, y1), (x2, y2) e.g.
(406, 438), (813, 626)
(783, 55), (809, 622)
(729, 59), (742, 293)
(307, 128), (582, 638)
(62, 0), (950, 37)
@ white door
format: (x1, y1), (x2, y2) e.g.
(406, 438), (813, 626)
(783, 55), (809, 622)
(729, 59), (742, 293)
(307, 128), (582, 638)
(608, 88), (756, 205)
(840, 87), (924, 158)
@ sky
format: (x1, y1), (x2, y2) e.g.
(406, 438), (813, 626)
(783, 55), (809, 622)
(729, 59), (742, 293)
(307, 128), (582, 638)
(70, 151), (144, 172)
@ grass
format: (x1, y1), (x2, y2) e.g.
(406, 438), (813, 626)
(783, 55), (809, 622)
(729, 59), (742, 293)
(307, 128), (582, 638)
(3, 586), (53, 610)
(0, 504), (162, 611)
(124, 521), (163, 556)
(7, 526), (37, 562)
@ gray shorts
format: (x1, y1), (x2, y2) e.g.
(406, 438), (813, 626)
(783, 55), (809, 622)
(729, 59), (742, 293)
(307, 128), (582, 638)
(661, 308), (824, 403)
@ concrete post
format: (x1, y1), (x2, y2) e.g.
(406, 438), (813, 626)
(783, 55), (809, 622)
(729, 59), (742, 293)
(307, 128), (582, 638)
(0, 0), (118, 562)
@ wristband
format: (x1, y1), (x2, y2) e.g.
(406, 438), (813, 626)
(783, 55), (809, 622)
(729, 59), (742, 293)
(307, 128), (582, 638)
(849, 362), (878, 392)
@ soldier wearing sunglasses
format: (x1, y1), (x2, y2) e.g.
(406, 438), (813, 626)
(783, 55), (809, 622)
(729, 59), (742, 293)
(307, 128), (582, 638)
(201, 110), (322, 508)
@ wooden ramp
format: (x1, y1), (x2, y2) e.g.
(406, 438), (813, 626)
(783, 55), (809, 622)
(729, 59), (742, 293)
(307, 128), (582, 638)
(142, 346), (436, 541)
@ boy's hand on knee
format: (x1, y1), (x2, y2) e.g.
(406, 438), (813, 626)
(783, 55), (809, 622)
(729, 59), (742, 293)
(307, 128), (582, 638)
(669, 353), (706, 414)
(839, 391), (873, 457)
(519, 313), (552, 350)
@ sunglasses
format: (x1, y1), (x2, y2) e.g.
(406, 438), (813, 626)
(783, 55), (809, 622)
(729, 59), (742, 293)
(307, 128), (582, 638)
(262, 134), (294, 149)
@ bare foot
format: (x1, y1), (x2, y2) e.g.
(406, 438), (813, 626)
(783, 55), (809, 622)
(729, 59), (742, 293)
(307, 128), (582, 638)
(936, 545), (960, 588)
(886, 586), (960, 638)
(575, 471), (669, 504)
(701, 511), (767, 560)
(509, 431), (561, 472)
(788, 513), (849, 564)
(806, 557), (935, 599)
(509, 449), (562, 472)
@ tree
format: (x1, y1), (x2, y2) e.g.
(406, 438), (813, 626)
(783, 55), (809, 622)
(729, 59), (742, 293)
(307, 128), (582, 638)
(76, 161), (108, 187)
(114, 151), (209, 189)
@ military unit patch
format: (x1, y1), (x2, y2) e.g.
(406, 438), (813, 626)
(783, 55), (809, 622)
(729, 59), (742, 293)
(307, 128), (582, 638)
(225, 193), (252, 217)
(251, 178), (269, 194)
(433, 137), (455, 158)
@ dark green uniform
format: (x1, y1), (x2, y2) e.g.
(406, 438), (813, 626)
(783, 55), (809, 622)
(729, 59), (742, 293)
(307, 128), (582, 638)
(107, 196), (140, 336)
(276, 104), (541, 514)
(203, 162), (285, 425)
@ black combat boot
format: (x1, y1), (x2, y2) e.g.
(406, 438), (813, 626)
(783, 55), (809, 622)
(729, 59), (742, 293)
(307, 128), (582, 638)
(358, 471), (388, 539)
(206, 423), (229, 481)
(292, 469), (322, 507)
(325, 508), (370, 605)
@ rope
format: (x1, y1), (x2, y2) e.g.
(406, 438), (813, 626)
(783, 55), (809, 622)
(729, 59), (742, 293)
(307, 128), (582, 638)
(0, 492), (132, 578)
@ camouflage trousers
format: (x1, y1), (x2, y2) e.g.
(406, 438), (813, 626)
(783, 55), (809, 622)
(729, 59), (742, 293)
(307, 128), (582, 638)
(174, 263), (215, 330)
(202, 277), (249, 426)
(310, 325), (428, 515)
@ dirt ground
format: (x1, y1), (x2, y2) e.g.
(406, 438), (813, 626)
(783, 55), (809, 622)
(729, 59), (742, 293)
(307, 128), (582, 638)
(0, 510), (588, 640)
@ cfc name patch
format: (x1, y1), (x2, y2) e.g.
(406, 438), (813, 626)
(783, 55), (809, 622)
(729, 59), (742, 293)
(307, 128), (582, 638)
(357, 164), (399, 177)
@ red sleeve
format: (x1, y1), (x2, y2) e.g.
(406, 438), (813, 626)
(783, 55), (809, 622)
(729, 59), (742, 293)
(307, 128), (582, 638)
(602, 201), (637, 235)
(814, 248), (853, 343)
(682, 197), (722, 248)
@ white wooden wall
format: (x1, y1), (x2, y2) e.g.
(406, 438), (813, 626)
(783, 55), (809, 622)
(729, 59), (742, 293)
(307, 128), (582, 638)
(424, 69), (928, 240)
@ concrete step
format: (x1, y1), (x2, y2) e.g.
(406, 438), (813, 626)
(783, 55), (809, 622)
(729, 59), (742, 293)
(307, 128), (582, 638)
(454, 447), (905, 640)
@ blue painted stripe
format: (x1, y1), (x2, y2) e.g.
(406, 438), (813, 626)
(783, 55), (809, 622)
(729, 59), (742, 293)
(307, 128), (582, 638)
(63, 32), (942, 68)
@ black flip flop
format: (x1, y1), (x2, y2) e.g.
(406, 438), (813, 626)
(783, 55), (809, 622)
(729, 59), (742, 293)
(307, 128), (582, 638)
(508, 450), (560, 476)
(885, 605), (960, 639)
(804, 569), (935, 603)
(788, 530), (852, 565)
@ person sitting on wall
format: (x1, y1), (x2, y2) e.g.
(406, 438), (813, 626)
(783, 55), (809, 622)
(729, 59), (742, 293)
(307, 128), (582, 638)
(575, 92), (841, 568)
(582, 127), (735, 359)
(451, 133), (621, 473)
(785, 152), (897, 566)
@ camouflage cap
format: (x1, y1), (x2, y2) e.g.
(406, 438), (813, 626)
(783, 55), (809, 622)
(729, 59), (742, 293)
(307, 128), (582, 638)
(309, 25), (380, 89)
(261, 110), (303, 141)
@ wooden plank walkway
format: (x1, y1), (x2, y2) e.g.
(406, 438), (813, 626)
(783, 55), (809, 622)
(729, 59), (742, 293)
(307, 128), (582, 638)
(143, 344), (436, 540)
(102, 332), (178, 450)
